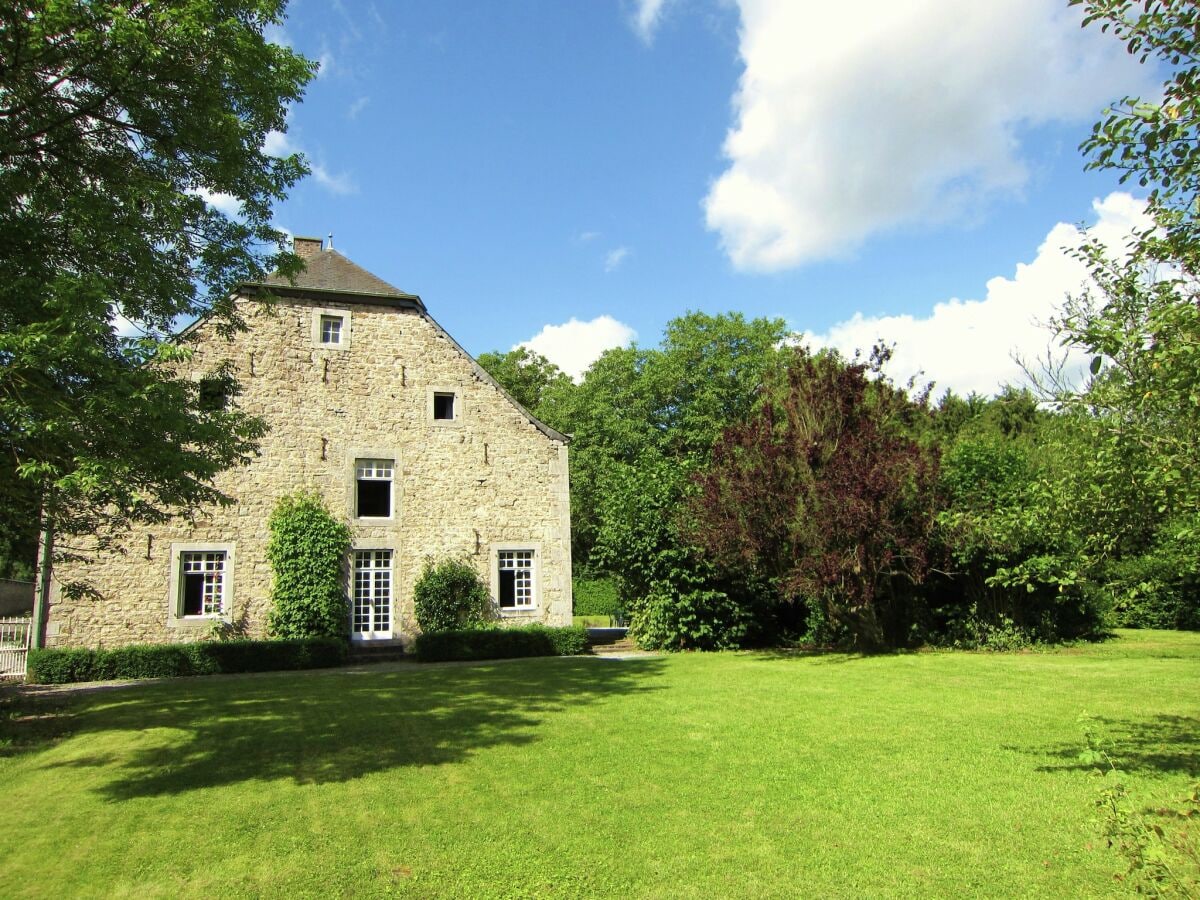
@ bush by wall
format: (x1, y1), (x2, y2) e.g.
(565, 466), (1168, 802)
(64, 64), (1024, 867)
(414, 625), (589, 662)
(413, 557), (493, 632)
(26, 637), (347, 684)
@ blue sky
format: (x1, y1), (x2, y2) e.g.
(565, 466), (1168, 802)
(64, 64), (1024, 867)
(260, 0), (1161, 397)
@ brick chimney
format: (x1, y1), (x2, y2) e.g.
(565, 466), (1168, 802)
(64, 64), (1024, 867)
(293, 236), (324, 259)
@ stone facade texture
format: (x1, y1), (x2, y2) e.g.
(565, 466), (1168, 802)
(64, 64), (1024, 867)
(47, 261), (573, 648)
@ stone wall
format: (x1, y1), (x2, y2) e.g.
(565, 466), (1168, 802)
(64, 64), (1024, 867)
(47, 295), (573, 648)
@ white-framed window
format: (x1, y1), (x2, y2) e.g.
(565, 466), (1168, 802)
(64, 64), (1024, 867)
(319, 314), (343, 346)
(310, 306), (352, 350)
(355, 458), (394, 519)
(181, 552), (227, 615)
(167, 542), (235, 626)
(496, 549), (536, 611)
(352, 549), (393, 637)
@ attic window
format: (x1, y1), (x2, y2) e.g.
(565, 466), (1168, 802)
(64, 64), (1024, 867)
(433, 392), (455, 421)
(310, 306), (352, 350)
(320, 314), (343, 345)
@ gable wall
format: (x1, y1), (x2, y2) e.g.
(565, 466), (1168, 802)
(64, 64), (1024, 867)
(46, 295), (572, 647)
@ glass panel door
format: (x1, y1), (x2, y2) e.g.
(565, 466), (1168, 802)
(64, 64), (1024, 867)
(352, 550), (392, 639)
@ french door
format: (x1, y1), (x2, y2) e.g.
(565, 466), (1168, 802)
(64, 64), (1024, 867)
(352, 550), (393, 640)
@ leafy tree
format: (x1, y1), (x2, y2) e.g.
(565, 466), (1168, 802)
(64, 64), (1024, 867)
(690, 347), (940, 650)
(1073, 0), (1200, 254)
(0, 1), (315, 567)
(267, 493), (351, 640)
(1034, 0), (1200, 632)
(475, 347), (574, 425)
(554, 311), (790, 568)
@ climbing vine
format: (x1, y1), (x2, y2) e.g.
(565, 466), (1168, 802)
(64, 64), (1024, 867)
(267, 492), (351, 639)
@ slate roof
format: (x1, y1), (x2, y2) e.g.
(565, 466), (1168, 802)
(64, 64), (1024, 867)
(249, 248), (425, 309)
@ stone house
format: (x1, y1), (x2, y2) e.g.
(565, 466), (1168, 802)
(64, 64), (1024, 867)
(44, 237), (573, 648)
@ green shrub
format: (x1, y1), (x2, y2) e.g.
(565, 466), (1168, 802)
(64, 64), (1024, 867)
(413, 557), (493, 632)
(24, 647), (95, 684)
(414, 625), (589, 662)
(627, 583), (750, 651)
(26, 637), (347, 684)
(573, 576), (621, 618)
(266, 492), (352, 639)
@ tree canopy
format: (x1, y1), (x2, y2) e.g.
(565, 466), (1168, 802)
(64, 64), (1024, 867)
(0, 0), (315, 566)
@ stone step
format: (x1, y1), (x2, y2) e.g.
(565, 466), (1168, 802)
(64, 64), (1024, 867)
(348, 640), (407, 664)
(348, 653), (407, 666)
(591, 640), (639, 654)
(586, 627), (631, 648)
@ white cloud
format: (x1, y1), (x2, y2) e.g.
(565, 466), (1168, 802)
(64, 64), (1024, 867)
(808, 192), (1152, 398)
(347, 96), (370, 120)
(630, 0), (676, 43)
(520, 315), (638, 380)
(312, 163), (357, 195)
(705, 0), (1158, 271)
(193, 187), (240, 218)
(263, 130), (356, 196)
(262, 129), (296, 157)
(264, 23), (292, 48)
(604, 246), (631, 272)
(576, 230), (601, 243)
(316, 50), (335, 79)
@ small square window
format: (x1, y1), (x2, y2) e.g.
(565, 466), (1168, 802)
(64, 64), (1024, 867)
(197, 375), (233, 412)
(311, 307), (351, 350)
(433, 392), (455, 421)
(497, 549), (535, 610)
(320, 315), (343, 345)
(356, 458), (393, 518)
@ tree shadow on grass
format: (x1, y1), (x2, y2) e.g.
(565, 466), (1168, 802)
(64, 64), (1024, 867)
(0, 685), (74, 759)
(746, 648), (899, 664)
(37, 656), (666, 800)
(1028, 714), (1200, 776)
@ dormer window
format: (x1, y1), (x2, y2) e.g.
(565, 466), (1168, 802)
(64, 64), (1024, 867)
(320, 314), (343, 346)
(310, 306), (352, 350)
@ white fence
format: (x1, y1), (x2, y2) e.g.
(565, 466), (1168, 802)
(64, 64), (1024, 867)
(0, 617), (32, 680)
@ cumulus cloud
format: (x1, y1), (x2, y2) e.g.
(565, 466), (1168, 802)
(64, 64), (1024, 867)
(519, 315), (638, 380)
(705, 0), (1157, 271)
(193, 187), (240, 218)
(808, 192), (1153, 398)
(605, 246), (631, 272)
(630, 0), (676, 43)
(262, 129), (296, 158)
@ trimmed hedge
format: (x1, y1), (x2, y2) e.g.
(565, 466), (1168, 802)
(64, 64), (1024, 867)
(414, 625), (590, 663)
(26, 637), (348, 684)
(572, 576), (622, 618)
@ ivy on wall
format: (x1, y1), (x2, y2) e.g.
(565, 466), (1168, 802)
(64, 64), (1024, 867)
(267, 492), (352, 639)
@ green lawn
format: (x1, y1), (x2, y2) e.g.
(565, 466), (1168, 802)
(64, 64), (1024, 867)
(1, 631), (1197, 898)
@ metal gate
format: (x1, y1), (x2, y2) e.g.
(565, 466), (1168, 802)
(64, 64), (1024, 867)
(0, 617), (32, 680)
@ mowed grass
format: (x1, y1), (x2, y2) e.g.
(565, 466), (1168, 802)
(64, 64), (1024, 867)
(1, 631), (1197, 898)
